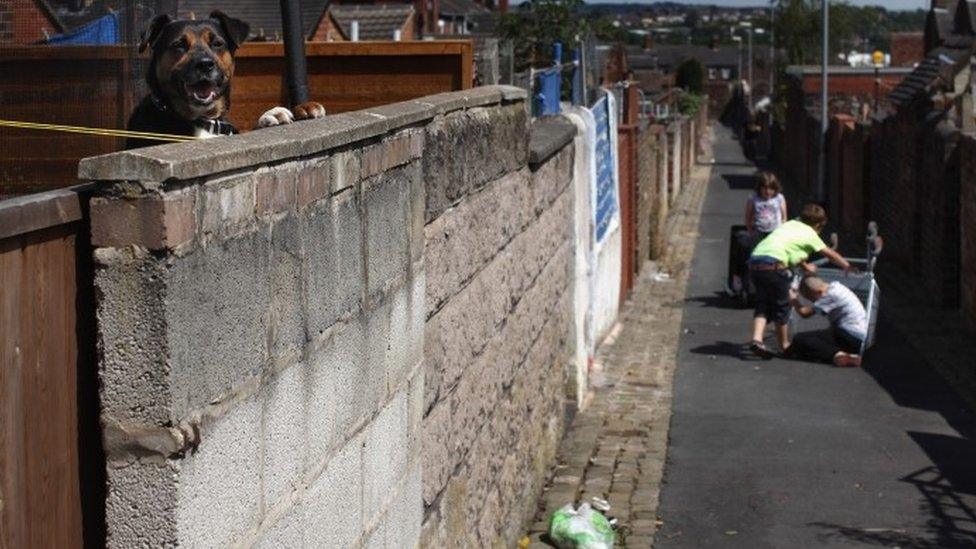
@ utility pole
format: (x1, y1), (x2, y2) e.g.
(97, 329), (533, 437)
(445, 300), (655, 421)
(817, 0), (828, 203)
(769, 4), (775, 97)
(733, 35), (743, 83)
(748, 27), (754, 93)
(740, 21), (754, 93)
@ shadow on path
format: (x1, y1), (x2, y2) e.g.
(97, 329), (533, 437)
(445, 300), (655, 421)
(655, 124), (976, 548)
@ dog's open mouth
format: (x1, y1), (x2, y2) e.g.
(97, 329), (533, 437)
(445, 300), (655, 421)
(185, 80), (219, 105)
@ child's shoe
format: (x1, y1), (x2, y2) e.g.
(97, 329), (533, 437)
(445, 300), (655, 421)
(750, 340), (775, 359)
(833, 353), (862, 368)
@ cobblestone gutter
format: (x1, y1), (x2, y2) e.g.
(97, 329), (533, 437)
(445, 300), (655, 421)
(525, 157), (712, 547)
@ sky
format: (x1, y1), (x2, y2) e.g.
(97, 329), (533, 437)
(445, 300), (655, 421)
(590, 0), (929, 9)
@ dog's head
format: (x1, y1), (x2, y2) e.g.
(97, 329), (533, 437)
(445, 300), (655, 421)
(139, 11), (249, 121)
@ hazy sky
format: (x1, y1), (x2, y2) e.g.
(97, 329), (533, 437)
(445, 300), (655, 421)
(590, 0), (929, 9)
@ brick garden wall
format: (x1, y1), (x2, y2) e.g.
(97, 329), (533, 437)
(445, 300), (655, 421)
(781, 85), (970, 320)
(868, 103), (962, 307)
(80, 86), (575, 548)
(959, 135), (976, 328)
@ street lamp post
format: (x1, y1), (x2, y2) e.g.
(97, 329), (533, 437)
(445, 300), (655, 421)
(740, 21), (753, 92)
(769, 5), (775, 97)
(749, 29), (766, 94)
(732, 35), (743, 84)
(818, 0), (828, 203)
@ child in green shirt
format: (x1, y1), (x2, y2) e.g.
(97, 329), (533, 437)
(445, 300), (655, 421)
(748, 203), (854, 358)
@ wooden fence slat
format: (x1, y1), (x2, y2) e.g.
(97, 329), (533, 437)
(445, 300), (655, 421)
(1, 183), (97, 548)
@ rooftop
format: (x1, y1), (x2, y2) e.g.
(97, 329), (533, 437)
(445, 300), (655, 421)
(328, 4), (414, 41)
(176, 0), (330, 40)
(625, 44), (739, 70)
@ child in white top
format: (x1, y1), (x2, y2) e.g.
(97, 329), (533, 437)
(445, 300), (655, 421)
(731, 172), (788, 294)
(787, 276), (867, 367)
(746, 172), (788, 236)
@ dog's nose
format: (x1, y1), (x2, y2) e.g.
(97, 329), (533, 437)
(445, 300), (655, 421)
(196, 58), (216, 71)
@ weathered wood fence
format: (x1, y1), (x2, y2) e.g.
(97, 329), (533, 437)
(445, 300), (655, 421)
(0, 40), (473, 197)
(0, 185), (103, 547)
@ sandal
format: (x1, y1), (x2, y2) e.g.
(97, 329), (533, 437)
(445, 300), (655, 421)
(750, 340), (775, 359)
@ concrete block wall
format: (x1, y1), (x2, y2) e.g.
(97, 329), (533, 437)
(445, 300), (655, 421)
(420, 107), (575, 546)
(80, 86), (536, 548)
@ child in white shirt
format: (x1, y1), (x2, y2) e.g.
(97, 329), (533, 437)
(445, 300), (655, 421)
(786, 275), (867, 367)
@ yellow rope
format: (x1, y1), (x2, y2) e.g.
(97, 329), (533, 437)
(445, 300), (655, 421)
(0, 119), (200, 142)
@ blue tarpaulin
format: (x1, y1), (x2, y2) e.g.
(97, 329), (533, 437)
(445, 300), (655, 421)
(46, 12), (119, 45)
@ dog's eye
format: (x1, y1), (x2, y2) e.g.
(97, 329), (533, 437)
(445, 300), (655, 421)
(170, 39), (187, 51)
(211, 38), (225, 49)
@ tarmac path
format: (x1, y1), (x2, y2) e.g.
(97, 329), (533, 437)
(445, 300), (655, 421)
(654, 125), (976, 548)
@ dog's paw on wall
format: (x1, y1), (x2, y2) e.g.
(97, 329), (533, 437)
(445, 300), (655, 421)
(257, 102), (326, 128)
(294, 102), (327, 120)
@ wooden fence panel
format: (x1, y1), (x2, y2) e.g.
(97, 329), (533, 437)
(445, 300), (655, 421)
(0, 41), (473, 197)
(0, 185), (101, 548)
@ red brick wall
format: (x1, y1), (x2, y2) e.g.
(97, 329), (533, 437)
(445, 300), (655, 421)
(891, 32), (925, 67)
(961, 135), (976, 328)
(868, 101), (962, 307)
(0, 0), (12, 43)
(800, 73), (906, 98)
(618, 124), (638, 300)
(9, 0), (57, 44)
(838, 123), (868, 233)
(785, 86), (965, 309)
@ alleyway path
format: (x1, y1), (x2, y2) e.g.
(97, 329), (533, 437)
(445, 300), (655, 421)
(655, 126), (976, 548)
(527, 125), (976, 548)
(525, 130), (712, 547)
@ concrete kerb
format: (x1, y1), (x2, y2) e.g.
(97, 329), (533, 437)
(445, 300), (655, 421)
(78, 86), (525, 187)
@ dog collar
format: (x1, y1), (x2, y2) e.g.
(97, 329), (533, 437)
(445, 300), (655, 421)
(198, 119), (236, 136)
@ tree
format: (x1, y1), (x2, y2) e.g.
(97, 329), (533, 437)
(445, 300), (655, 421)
(497, 0), (588, 71)
(675, 58), (705, 94)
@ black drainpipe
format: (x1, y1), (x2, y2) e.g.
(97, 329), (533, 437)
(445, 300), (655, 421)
(280, 0), (310, 106)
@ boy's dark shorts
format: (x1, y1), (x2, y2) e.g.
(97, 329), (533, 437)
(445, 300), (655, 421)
(750, 268), (792, 324)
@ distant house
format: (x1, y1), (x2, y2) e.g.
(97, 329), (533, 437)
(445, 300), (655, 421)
(625, 44), (740, 115)
(925, 0), (956, 52)
(0, 0), (65, 44)
(314, 4), (415, 41)
(626, 44), (739, 83)
(890, 32), (924, 67)
(176, 0), (330, 41)
(435, 0), (490, 36)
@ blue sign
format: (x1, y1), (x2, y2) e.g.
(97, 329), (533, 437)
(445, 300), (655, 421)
(592, 95), (617, 245)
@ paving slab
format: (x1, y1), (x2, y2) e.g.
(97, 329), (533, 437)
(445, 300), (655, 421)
(524, 143), (713, 547)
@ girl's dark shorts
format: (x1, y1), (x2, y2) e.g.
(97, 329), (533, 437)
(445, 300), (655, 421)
(750, 268), (792, 324)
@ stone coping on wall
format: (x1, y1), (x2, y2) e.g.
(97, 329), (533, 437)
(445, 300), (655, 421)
(528, 116), (577, 170)
(78, 85), (528, 188)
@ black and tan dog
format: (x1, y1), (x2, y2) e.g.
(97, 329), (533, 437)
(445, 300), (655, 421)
(126, 11), (324, 150)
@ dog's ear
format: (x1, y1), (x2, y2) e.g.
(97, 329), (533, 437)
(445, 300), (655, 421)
(138, 14), (173, 54)
(210, 11), (249, 52)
